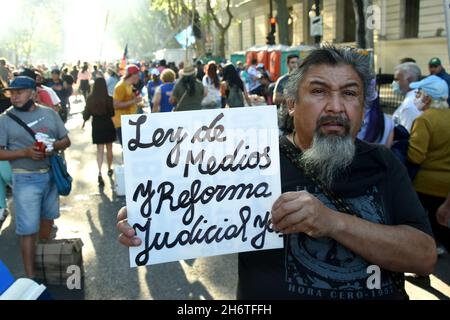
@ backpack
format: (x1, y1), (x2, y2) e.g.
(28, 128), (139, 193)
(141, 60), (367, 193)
(227, 84), (244, 108)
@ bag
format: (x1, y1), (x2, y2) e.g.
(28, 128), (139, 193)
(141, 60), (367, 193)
(50, 153), (72, 196)
(201, 85), (219, 109)
(34, 238), (84, 286)
(6, 111), (72, 196)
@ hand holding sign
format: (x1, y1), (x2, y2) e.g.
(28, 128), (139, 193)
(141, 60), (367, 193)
(271, 191), (338, 238)
(117, 207), (141, 247)
(121, 107), (282, 267)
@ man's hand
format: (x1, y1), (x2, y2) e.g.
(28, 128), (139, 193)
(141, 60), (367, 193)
(117, 207), (142, 247)
(271, 191), (337, 238)
(436, 197), (450, 227)
(134, 96), (142, 104)
(26, 145), (45, 161)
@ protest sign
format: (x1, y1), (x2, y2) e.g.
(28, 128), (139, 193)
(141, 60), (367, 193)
(122, 107), (282, 267)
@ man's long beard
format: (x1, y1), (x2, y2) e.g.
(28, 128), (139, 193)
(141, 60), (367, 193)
(299, 116), (356, 188)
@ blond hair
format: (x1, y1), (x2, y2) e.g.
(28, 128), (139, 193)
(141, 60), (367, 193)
(161, 69), (176, 83)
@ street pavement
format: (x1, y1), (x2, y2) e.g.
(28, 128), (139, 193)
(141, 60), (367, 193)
(0, 97), (449, 300)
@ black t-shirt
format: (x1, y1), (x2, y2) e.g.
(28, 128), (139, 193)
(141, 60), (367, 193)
(237, 137), (432, 300)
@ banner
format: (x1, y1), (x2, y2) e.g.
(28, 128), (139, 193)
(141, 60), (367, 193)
(121, 107), (283, 267)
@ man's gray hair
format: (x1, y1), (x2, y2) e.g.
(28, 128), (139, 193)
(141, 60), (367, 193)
(394, 62), (422, 82)
(285, 44), (374, 104)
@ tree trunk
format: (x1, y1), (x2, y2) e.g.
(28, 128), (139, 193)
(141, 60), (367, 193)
(206, 0), (233, 58)
(195, 38), (205, 57)
(217, 30), (226, 58)
(275, 0), (290, 45)
(353, 0), (366, 48)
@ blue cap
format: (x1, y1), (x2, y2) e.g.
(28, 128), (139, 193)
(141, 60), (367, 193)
(4, 76), (36, 91)
(410, 75), (448, 100)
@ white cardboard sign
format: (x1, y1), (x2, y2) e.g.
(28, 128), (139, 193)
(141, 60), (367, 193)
(121, 107), (283, 267)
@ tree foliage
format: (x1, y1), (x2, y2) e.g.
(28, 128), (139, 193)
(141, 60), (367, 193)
(0, 0), (65, 65)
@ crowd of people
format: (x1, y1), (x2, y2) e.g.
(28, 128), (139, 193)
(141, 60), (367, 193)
(0, 46), (449, 299)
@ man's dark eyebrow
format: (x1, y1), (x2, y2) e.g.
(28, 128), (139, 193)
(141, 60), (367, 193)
(308, 79), (361, 88)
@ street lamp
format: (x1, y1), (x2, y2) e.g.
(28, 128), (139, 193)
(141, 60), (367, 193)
(266, 0), (276, 45)
(309, 0), (322, 46)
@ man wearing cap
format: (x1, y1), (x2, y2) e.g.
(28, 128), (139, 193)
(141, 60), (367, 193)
(0, 76), (71, 279)
(47, 69), (71, 122)
(113, 65), (142, 145)
(428, 57), (450, 105)
(407, 75), (450, 255)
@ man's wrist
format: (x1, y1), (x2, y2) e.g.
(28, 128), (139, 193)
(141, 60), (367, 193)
(326, 210), (347, 239)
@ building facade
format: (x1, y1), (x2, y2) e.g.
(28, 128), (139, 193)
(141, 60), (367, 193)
(224, 0), (449, 74)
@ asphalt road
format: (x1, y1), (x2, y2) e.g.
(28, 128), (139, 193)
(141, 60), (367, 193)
(0, 98), (449, 300)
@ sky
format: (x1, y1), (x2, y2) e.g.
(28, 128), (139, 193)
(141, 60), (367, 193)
(64, 0), (124, 62)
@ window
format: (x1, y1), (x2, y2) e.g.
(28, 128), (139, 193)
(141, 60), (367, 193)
(404, 0), (419, 38)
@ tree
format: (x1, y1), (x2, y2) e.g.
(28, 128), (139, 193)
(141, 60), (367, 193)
(109, 4), (176, 60)
(206, 0), (233, 58)
(274, 0), (290, 45)
(153, 0), (205, 57)
(0, 0), (65, 65)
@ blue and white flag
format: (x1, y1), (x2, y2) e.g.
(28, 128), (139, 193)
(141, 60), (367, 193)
(175, 25), (196, 48)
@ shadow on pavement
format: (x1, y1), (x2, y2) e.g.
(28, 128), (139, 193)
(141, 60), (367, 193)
(405, 254), (450, 300)
(83, 187), (141, 300)
(145, 261), (214, 300)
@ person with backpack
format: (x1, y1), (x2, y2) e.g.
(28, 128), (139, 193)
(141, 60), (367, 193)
(221, 63), (252, 108)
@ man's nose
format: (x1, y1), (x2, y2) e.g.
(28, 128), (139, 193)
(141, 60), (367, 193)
(325, 92), (345, 114)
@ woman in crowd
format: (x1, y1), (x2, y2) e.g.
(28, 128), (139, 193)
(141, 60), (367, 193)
(78, 63), (92, 102)
(221, 63), (252, 108)
(153, 69), (176, 112)
(407, 75), (450, 254)
(201, 61), (221, 109)
(82, 78), (116, 187)
(170, 65), (205, 111)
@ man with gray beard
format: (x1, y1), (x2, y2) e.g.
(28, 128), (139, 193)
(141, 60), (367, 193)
(239, 45), (436, 300)
(117, 46), (437, 300)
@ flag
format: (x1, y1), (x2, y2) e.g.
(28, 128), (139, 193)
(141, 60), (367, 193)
(175, 26), (196, 48)
(119, 44), (128, 76)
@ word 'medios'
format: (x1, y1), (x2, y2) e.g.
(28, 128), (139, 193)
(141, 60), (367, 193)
(126, 113), (272, 177)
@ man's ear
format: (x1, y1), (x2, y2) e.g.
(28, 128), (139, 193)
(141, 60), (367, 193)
(287, 99), (295, 116)
(423, 96), (432, 110)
